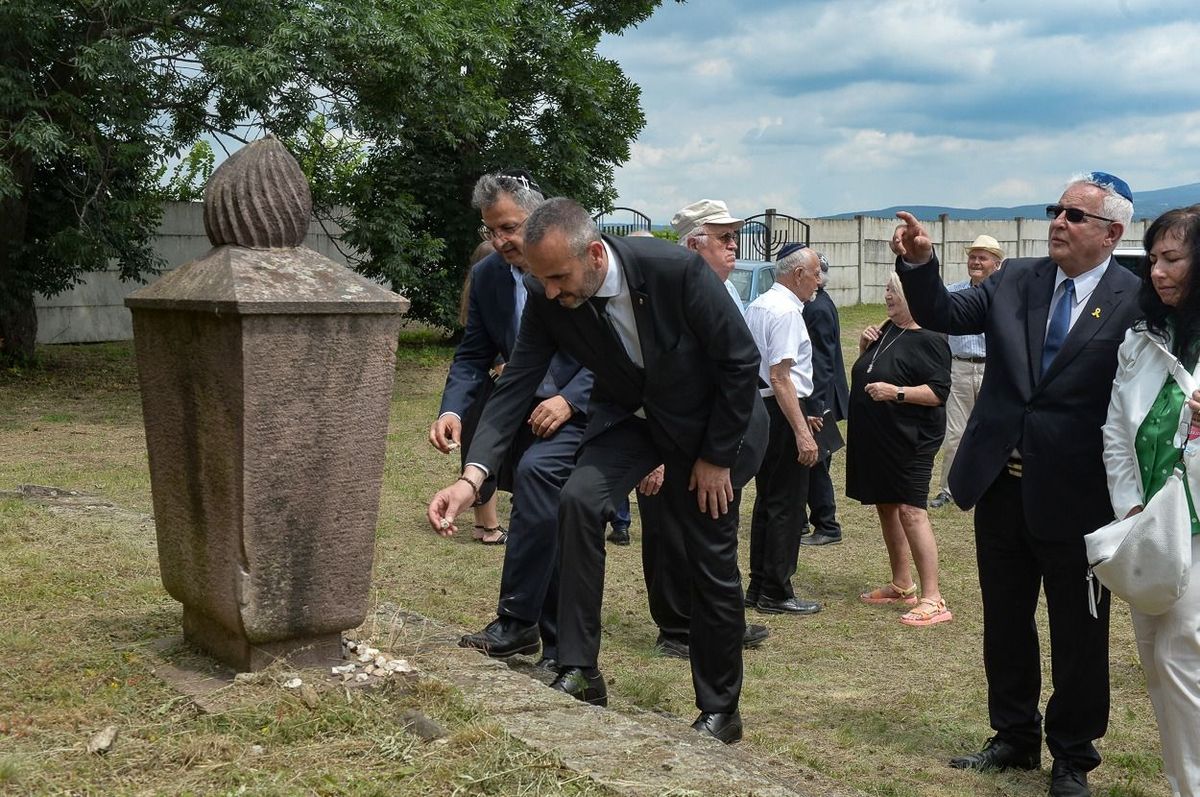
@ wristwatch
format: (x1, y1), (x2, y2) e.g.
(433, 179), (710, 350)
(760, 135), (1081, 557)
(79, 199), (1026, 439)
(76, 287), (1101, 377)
(896, 389), (906, 403)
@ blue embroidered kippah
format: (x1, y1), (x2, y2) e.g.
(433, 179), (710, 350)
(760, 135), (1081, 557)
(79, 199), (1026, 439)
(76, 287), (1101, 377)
(1085, 171), (1133, 202)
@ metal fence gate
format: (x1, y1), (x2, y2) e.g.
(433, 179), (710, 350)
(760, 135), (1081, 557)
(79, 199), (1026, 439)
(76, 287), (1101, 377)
(737, 209), (811, 261)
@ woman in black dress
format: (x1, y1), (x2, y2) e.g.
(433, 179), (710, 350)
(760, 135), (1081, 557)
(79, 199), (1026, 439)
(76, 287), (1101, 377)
(847, 272), (953, 626)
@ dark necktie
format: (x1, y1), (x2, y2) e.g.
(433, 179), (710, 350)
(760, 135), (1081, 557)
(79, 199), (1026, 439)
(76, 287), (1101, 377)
(590, 296), (628, 358)
(1041, 278), (1074, 376)
(589, 295), (644, 405)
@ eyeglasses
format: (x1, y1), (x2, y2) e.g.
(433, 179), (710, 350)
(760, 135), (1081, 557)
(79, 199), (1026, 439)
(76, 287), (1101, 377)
(698, 231), (738, 245)
(1045, 204), (1114, 225)
(480, 217), (527, 241)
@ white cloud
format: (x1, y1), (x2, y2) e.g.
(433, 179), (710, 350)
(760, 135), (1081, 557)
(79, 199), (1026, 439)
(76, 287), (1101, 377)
(983, 179), (1036, 204)
(692, 58), (733, 78)
(598, 0), (1200, 222)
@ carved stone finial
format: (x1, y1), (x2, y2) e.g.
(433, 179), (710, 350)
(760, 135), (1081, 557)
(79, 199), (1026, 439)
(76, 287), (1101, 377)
(203, 134), (313, 249)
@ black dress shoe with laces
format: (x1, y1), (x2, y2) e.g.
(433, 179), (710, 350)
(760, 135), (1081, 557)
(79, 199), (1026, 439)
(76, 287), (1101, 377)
(692, 710), (743, 744)
(607, 525), (631, 545)
(1049, 760), (1090, 797)
(656, 623), (770, 659)
(458, 616), (540, 658)
(550, 667), (607, 706)
(948, 735), (1040, 771)
(755, 596), (822, 615)
(800, 531), (842, 546)
(653, 635), (690, 659)
(743, 624), (770, 648)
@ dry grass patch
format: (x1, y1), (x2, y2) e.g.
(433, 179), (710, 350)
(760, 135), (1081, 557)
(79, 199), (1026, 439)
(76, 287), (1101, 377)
(0, 318), (1172, 797)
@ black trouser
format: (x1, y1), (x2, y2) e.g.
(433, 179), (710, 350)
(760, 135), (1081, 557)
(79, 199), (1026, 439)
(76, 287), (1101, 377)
(492, 414), (586, 661)
(556, 416), (745, 713)
(746, 396), (810, 602)
(637, 490), (692, 643)
(975, 469), (1110, 770)
(803, 452), (841, 535)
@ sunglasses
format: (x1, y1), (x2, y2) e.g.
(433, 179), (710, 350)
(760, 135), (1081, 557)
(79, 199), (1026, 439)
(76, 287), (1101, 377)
(698, 231), (738, 245)
(1046, 204), (1114, 225)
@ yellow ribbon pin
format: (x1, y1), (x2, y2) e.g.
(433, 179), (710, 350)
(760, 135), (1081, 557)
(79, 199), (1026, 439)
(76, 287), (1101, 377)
(1091, 307), (1101, 318)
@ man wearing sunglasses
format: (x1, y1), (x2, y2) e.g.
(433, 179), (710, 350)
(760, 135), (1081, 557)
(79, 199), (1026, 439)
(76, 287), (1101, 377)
(675, 199), (748, 312)
(430, 169), (593, 673)
(892, 172), (1141, 797)
(633, 200), (771, 661)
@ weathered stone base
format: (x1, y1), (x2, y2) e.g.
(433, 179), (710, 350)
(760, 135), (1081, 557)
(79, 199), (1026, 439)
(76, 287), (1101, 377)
(183, 607), (344, 672)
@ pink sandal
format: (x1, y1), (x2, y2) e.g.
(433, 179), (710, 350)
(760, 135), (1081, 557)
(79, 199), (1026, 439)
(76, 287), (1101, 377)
(859, 581), (919, 606)
(899, 597), (953, 627)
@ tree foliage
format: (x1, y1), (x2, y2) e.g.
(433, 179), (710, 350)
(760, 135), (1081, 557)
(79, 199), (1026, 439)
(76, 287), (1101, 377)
(158, 141), (215, 202)
(0, 0), (669, 362)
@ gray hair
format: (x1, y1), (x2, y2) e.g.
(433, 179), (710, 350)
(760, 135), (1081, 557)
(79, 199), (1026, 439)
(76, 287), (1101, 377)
(775, 247), (811, 277)
(472, 172), (545, 214)
(1067, 172), (1134, 227)
(524, 197), (600, 258)
(678, 223), (705, 248)
(886, 271), (906, 301)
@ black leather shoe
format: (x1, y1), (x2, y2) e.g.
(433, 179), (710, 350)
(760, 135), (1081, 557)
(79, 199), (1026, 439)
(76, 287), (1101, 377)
(692, 710), (742, 744)
(607, 525), (630, 545)
(743, 593), (759, 608)
(756, 596), (821, 615)
(654, 635), (689, 659)
(1049, 760), (1090, 797)
(533, 656), (558, 673)
(550, 667), (607, 706)
(929, 489), (952, 509)
(458, 616), (539, 658)
(800, 531), (842, 546)
(948, 736), (1040, 771)
(743, 624), (770, 648)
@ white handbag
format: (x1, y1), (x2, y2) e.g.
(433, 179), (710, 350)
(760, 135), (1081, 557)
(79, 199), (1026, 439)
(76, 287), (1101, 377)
(1086, 340), (1196, 617)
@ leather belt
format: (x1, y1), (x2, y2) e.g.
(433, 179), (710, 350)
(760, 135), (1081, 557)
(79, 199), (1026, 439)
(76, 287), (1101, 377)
(954, 356), (986, 364)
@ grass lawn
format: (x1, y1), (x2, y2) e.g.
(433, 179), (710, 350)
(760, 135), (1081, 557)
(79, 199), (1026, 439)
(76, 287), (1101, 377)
(0, 305), (1169, 796)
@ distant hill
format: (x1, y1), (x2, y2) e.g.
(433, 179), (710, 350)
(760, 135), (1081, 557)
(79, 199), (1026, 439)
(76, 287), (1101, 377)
(824, 182), (1200, 221)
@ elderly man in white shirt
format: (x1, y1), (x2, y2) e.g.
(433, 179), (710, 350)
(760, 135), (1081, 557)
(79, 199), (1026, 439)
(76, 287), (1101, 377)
(743, 244), (825, 614)
(672, 199), (747, 312)
(640, 200), (772, 659)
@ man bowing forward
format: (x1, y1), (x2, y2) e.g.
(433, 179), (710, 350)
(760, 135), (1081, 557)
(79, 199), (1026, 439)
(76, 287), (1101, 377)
(428, 197), (767, 744)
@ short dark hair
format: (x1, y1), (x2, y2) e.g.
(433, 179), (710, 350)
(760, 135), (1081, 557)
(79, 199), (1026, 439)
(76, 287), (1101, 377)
(1136, 204), (1200, 358)
(523, 197), (600, 258)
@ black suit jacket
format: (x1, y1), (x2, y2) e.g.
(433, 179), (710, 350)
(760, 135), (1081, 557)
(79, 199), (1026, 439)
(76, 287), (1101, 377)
(439, 252), (591, 418)
(803, 287), (849, 421)
(468, 235), (768, 487)
(898, 253), (1140, 540)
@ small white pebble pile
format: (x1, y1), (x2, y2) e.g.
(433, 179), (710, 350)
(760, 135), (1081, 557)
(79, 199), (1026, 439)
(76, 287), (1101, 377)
(275, 639), (415, 690)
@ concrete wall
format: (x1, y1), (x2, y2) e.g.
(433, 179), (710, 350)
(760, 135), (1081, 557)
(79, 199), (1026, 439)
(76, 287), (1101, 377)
(36, 204), (1149, 343)
(815, 215), (1148, 305)
(35, 202), (352, 344)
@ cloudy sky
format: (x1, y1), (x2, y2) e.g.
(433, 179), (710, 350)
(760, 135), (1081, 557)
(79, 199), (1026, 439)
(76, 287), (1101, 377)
(596, 0), (1200, 222)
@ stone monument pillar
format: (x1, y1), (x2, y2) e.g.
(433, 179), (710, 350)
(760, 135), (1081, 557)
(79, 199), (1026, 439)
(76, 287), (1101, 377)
(126, 135), (408, 671)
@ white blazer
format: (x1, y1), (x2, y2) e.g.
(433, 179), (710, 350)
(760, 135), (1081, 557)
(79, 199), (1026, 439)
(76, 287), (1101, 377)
(1102, 326), (1200, 520)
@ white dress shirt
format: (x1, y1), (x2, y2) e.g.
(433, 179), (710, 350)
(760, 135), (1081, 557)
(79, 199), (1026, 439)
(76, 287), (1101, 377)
(744, 282), (813, 400)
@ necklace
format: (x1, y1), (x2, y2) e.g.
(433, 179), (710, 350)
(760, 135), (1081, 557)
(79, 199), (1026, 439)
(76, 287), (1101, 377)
(867, 325), (907, 373)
